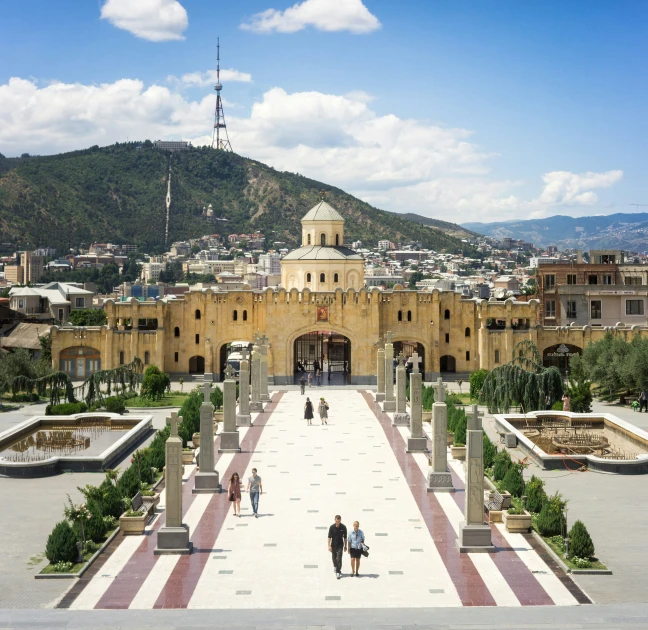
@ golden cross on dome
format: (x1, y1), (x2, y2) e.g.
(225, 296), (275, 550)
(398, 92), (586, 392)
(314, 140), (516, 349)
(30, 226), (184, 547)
(320, 190), (326, 200)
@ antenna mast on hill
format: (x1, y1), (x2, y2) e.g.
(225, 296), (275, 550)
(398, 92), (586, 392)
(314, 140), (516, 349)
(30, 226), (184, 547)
(211, 38), (232, 152)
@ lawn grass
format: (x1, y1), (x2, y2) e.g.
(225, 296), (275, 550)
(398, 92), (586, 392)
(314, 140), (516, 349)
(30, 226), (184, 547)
(125, 394), (189, 408)
(542, 533), (608, 571)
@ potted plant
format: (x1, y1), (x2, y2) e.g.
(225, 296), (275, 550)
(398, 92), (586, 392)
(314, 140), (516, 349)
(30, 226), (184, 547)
(192, 432), (200, 448)
(446, 431), (454, 446)
(502, 505), (532, 533)
(182, 448), (195, 465)
(422, 410), (432, 422)
(119, 500), (147, 535)
(450, 443), (466, 459)
(140, 485), (160, 511)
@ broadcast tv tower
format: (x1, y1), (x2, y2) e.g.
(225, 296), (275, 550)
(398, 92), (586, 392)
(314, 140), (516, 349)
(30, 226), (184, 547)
(211, 37), (232, 151)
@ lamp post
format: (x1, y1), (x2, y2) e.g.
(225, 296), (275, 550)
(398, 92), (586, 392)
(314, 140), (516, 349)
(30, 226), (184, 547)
(563, 506), (570, 559)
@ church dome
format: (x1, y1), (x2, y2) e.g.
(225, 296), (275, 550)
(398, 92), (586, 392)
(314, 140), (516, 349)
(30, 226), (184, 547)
(301, 200), (344, 222)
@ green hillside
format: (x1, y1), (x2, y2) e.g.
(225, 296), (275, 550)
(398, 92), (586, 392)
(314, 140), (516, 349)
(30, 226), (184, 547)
(0, 143), (478, 255)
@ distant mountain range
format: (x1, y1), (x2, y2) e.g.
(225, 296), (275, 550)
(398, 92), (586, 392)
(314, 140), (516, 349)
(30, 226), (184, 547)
(463, 213), (648, 252)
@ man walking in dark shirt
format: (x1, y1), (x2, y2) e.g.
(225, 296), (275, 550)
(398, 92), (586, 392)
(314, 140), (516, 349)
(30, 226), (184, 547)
(327, 514), (347, 579)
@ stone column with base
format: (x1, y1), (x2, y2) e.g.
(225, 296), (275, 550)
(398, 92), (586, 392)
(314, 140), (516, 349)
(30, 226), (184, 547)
(427, 377), (454, 492)
(249, 342), (264, 412)
(407, 352), (428, 452)
(236, 348), (252, 426)
(193, 383), (221, 494)
(382, 331), (396, 412)
(457, 428), (494, 552)
(257, 333), (271, 402)
(393, 352), (410, 426)
(374, 338), (385, 403)
(155, 412), (192, 554)
(219, 364), (241, 453)
(467, 404), (484, 432)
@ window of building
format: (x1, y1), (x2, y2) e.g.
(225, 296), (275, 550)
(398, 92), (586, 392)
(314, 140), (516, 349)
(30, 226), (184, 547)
(18, 299), (24, 309)
(566, 300), (577, 318)
(445, 332), (450, 343)
(144, 351), (150, 364)
(567, 274), (577, 285)
(407, 310), (412, 322)
(195, 333), (200, 344)
(602, 274), (613, 285)
(334, 273), (339, 283)
(625, 277), (642, 285)
(545, 300), (556, 318)
(174, 326), (180, 337)
(320, 234), (326, 246)
(398, 310), (403, 321)
(307, 234), (311, 245)
(626, 299), (645, 316)
(119, 351), (125, 365)
(335, 234), (339, 246)
(320, 273), (325, 283)
(444, 309), (450, 320)
(306, 273), (311, 283)
(465, 327), (470, 337)
(494, 350), (500, 364)
(590, 300), (602, 319)
(233, 310), (238, 321)
(195, 309), (201, 320)
(243, 310), (248, 321)
(174, 352), (179, 362)
(75, 297), (85, 308)
(466, 350), (470, 362)
(588, 274), (598, 285)
(544, 274), (556, 289)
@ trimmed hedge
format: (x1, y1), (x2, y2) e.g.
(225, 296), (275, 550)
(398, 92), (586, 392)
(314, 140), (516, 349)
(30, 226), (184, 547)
(45, 402), (88, 416)
(45, 520), (78, 564)
(105, 396), (126, 414)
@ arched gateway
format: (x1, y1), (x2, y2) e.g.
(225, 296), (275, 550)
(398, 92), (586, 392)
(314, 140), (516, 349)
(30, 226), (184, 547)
(293, 331), (351, 385)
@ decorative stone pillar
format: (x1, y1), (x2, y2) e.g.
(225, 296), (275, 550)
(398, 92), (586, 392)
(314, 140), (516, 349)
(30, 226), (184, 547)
(407, 352), (427, 452)
(237, 348), (252, 426)
(155, 412), (192, 555)
(375, 343), (385, 403)
(250, 342), (264, 412)
(382, 331), (396, 412)
(193, 383), (221, 494)
(218, 365), (241, 453)
(203, 337), (213, 382)
(457, 428), (494, 552)
(258, 333), (270, 402)
(393, 352), (410, 426)
(427, 377), (454, 492)
(467, 404), (484, 432)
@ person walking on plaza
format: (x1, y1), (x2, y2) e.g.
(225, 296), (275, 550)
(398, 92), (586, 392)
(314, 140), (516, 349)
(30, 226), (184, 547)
(328, 515), (347, 579)
(308, 372), (313, 387)
(246, 468), (262, 518)
(304, 397), (314, 425)
(562, 393), (571, 412)
(228, 472), (242, 517)
(640, 390), (647, 412)
(318, 397), (329, 425)
(348, 520), (366, 577)
(300, 375), (306, 395)
(316, 369), (321, 386)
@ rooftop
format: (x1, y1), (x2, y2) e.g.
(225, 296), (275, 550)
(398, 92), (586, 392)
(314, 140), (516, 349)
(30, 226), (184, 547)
(301, 200), (345, 222)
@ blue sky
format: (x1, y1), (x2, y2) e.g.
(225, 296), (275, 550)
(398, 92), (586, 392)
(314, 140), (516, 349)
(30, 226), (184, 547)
(0, 0), (646, 223)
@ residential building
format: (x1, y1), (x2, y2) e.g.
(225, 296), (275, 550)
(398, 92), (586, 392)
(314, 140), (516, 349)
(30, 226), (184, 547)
(4, 266), (24, 285)
(258, 253), (282, 275)
(378, 240), (392, 250)
(9, 282), (94, 322)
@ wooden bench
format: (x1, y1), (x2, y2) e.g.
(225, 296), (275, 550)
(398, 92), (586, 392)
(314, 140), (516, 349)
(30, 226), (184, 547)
(130, 491), (154, 517)
(485, 489), (511, 524)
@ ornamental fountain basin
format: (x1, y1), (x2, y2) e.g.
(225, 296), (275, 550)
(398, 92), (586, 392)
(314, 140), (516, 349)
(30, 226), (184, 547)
(494, 411), (648, 475)
(0, 413), (153, 478)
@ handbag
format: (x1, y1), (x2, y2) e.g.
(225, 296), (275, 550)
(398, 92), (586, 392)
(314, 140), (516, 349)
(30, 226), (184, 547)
(361, 543), (370, 558)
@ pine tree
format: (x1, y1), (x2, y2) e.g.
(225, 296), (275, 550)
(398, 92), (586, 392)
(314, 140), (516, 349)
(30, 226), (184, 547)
(493, 450), (511, 481)
(569, 520), (595, 559)
(45, 520), (78, 564)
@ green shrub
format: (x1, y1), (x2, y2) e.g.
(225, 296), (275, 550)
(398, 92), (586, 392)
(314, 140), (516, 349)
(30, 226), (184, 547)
(148, 425), (171, 470)
(453, 411), (467, 446)
(422, 384), (435, 411)
(116, 465), (140, 500)
(536, 493), (566, 536)
(470, 369), (489, 400)
(551, 401), (564, 411)
(45, 402), (88, 416)
(492, 450), (512, 481)
(501, 463), (525, 497)
(569, 520), (595, 559)
(211, 387), (223, 409)
(105, 396), (126, 414)
(571, 556), (592, 568)
(45, 520), (78, 564)
(483, 433), (497, 469)
(141, 365), (170, 400)
(525, 475), (547, 513)
(100, 479), (124, 519)
(83, 499), (108, 542)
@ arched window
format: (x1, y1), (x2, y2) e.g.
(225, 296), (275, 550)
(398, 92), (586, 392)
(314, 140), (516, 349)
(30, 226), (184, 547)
(321, 234), (326, 246)
(195, 309), (201, 320)
(174, 326), (180, 337)
(144, 351), (150, 364)
(335, 234), (339, 246)
(320, 273), (326, 283)
(466, 350), (470, 361)
(407, 310), (412, 321)
(398, 310), (403, 322)
(334, 272), (339, 283)
(306, 273), (312, 283)
(233, 310), (238, 321)
(495, 350), (500, 364)
(119, 351), (125, 365)
(243, 309), (248, 321)
(307, 234), (311, 245)
(465, 327), (471, 337)
(444, 309), (450, 320)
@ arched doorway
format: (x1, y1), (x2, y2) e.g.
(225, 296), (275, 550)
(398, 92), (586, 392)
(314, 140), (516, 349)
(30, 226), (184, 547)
(543, 343), (582, 376)
(440, 355), (456, 373)
(189, 355), (205, 374)
(218, 340), (254, 381)
(393, 341), (425, 376)
(59, 346), (101, 379)
(293, 331), (351, 385)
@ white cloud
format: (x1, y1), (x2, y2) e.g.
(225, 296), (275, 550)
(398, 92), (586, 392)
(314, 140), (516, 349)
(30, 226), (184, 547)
(170, 69), (253, 87)
(100, 0), (188, 42)
(0, 77), (623, 224)
(240, 0), (380, 34)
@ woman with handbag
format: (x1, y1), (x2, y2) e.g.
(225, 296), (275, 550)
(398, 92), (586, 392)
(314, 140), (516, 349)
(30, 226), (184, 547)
(227, 472), (242, 516)
(318, 397), (329, 425)
(304, 397), (314, 426)
(348, 520), (366, 577)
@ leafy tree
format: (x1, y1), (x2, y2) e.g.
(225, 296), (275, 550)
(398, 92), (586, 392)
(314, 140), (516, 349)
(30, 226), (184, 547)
(68, 309), (107, 327)
(141, 365), (170, 400)
(408, 271), (424, 289)
(469, 369), (489, 400)
(565, 354), (593, 413)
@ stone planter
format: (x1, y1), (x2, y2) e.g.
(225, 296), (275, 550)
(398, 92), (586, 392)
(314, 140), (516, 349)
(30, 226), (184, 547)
(447, 432), (454, 446)
(192, 432), (200, 448)
(450, 445), (466, 460)
(119, 512), (147, 535)
(500, 491), (512, 509)
(422, 411), (432, 422)
(182, 450), (195, 465)
(488, 510), (503, 524)
(141, 493), (160, 511)
(213, 411), (224, 423)
(502, 510), (532, 533)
